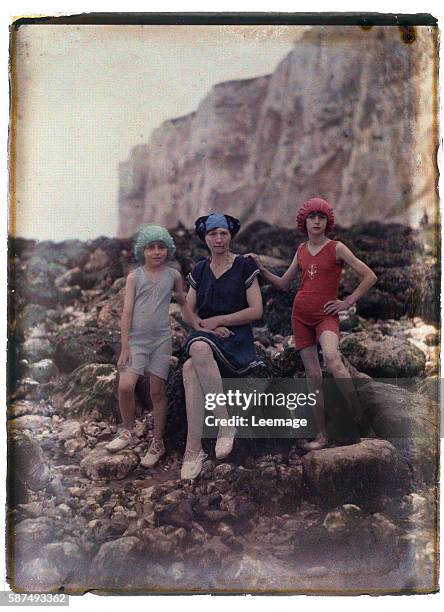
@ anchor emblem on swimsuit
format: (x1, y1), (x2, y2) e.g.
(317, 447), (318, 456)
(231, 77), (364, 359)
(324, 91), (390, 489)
(308, 264), (317, 280)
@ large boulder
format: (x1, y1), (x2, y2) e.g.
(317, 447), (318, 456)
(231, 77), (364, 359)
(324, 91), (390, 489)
(340, 332), (426, 378)
(358, 381), (439, 486)
(302, 439), (411, 507)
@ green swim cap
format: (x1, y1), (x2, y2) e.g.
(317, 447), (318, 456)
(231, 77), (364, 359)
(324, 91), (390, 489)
(134, 225), (176, 262)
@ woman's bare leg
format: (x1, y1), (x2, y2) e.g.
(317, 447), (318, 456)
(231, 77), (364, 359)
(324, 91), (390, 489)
(182, 357), (206, 455)
(188, 341), (233, 450)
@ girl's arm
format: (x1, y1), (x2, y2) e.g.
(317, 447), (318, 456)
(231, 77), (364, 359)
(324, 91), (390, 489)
(245, 249), (300, 291)
(118, 272), (136, 368)
(199, 278), (263, 329)
(324, 242), (377, 315)
(173, 271), (201, 330)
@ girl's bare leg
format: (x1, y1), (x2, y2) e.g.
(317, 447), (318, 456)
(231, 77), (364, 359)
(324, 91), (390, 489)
(318, 331), (361, 440)
(149, 373), (168, 441)
(299, 345), (327, 449)
(118, 371), (139, 430)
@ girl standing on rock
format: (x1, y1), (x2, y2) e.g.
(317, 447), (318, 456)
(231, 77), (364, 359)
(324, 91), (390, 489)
(181, 213), (264, 480)
(105, 225), (198, 467)
(247, 198), (377, 450)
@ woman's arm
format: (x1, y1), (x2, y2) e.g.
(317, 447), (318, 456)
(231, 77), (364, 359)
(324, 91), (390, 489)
(118, 272), (136, 368)
(173, 271), (202, 330)
(324, 242), (377, 315)
(200, 278), (263, 329)
(181, 286), (204, 331)
(246, 250), (299, 291)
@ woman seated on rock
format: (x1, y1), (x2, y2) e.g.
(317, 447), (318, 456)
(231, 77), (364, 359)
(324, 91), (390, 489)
(247, 198), (377, 451)
(181, 213), (264, 480)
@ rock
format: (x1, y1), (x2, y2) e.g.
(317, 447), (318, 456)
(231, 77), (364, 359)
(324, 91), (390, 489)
(41, 541), (83, 571)
(156, 500), (194, 530)
(85, 518), (128, 543)
(8, 415), (53, 431)
(64, 438), (87, 456)
(58, 420), (82, 441)
(17, 501), (47, 518)
(8, 400), (52, 418)
(212, 463), (234, 479)
(97, 286), (125, 330)
(54, 266), (83, 288)
(425, 332), (439, 346)
(359, 381), (439, 485)
(302, 439), (411, 507)
(16, 304), (48, 335)
(54, 327), (120, 373)
(8, 434), (53, 505)
(28, 358), (56, 383)
(23, 278), (60, 308)
(140, 528), (176, 556)
(13, 517), (56, 559)
(261, 285), (296, 337)
(21, 337), (53, 363)
(339, 312), (363, 332)
(53, 363), (119, 420)
(12, 558), (64, 592)
(58, 285), (82, 304)
(271, 346), (305, 377)
(340, 332), (426, 378)
(85, 247), (111, 272)
(80, 447), (139, 480)
(416, 376), (439, 403)
(92, 537), (144, 584)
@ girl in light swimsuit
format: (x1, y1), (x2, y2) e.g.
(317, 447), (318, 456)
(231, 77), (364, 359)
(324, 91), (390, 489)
(105, 225), (198, 467)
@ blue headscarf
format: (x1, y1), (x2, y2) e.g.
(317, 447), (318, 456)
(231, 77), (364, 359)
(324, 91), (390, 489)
(195, 213), (241, 241)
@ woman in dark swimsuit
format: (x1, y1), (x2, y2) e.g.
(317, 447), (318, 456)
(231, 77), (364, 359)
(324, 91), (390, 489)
(181, 213), (263, 479)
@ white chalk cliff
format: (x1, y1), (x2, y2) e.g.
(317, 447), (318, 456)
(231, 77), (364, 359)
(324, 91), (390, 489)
(118, 26), (436, 237)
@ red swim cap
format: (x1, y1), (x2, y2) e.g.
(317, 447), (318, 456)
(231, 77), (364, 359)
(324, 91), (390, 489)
(296, 197), (335, 234)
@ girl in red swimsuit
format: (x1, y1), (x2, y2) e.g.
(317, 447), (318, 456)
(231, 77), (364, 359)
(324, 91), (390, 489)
(248, 197), (377, 450)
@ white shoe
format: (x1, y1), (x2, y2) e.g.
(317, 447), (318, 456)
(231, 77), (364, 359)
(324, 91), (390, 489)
(215, 427), (236, 460)
(104, 429), (133, 453)
(141, 438), (165, 468)
(180, 449), (208, 480)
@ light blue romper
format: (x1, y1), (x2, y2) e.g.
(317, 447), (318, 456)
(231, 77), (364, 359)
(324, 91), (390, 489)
(123, 266), (176, 380)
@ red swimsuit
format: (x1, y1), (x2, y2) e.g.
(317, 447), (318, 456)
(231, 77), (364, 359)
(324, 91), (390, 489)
(291, 240), (342, 350)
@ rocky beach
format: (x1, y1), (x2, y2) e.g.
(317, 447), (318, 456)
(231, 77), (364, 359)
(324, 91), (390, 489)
(7, 220), (439, 594)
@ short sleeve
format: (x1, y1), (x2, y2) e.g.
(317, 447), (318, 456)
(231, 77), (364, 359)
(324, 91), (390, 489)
(243, 256), (260, 289)
(186, 259), (206, 290)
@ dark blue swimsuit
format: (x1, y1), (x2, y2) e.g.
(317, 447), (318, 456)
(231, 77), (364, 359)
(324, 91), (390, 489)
(185, 255), (264, 376)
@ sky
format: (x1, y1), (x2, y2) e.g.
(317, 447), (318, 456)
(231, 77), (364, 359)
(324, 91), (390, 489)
(12, 24), (298, 241)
